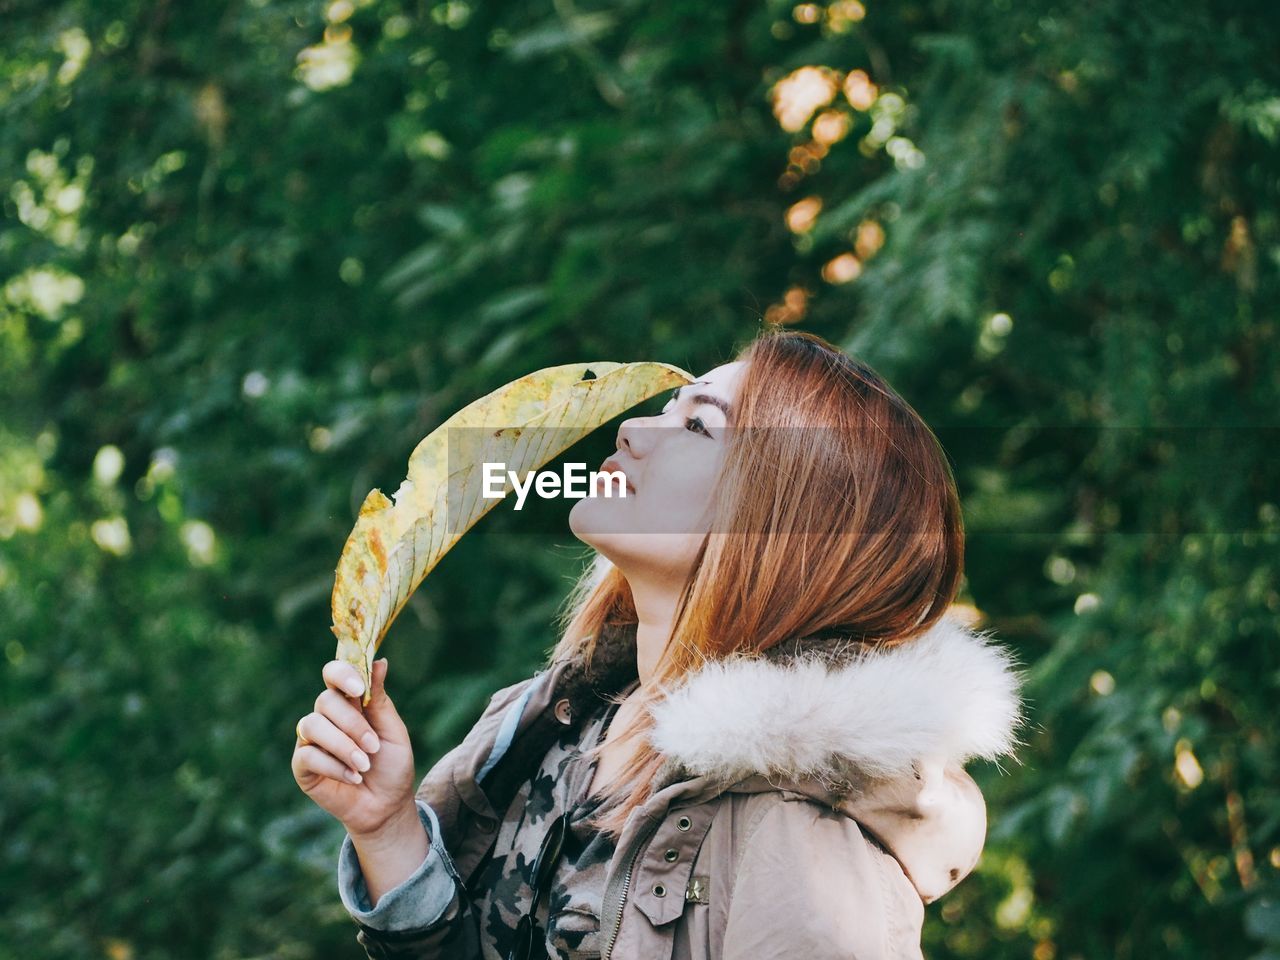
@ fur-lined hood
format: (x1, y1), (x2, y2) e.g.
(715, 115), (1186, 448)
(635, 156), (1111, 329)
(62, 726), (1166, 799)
(648, 613), (1025, 790)
(631, 612), (1028, 901)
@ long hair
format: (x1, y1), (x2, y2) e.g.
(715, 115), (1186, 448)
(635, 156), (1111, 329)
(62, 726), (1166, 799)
(547, 327), (965, 840)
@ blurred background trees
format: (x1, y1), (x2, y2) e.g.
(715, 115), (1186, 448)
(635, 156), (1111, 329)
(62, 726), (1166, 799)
(2, 0), (1277, 957)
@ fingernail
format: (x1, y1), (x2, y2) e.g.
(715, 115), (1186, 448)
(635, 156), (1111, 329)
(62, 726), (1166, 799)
(343, 677), (364, 696)
(351, 750), (370, 772)
(361, 732), (381, 753)
(346, 769), (362, 784)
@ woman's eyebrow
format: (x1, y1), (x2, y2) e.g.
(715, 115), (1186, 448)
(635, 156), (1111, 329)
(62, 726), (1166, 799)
(670, 384), (734, 422)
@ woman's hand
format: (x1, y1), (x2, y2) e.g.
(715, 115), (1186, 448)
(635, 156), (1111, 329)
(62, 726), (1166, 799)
(292, 657), (417, 839)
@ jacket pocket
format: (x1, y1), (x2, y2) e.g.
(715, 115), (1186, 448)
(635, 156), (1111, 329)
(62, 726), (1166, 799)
(547, 902), (605, 960)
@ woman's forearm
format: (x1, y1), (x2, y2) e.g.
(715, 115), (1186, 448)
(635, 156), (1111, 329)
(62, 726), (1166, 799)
(349, 804), (434, 906)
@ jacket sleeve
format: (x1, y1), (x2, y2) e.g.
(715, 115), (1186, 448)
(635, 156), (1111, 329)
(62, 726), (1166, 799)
(334, 672), (547, 960)
(720, 797), (925, 960)
(337, 797), (482, 960)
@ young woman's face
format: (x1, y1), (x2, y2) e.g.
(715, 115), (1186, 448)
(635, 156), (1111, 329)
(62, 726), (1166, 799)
(569, 360), (746, 584)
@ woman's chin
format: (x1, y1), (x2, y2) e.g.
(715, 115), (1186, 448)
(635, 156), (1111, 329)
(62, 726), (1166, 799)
(568, 495), (619, 538)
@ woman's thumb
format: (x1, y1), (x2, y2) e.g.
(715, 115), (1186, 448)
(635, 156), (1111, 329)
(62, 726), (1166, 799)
(363, 658), (405, 736)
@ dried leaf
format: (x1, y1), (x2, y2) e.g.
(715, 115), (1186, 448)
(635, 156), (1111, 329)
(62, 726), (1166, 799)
(330, 360), (694, 703)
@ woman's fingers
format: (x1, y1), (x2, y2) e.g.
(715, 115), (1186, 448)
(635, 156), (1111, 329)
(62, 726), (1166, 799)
(322, 658), (367, 698)
(297, 708), (374, 775)
(314, 670), (383, 754)
(296, 742), (365, 784)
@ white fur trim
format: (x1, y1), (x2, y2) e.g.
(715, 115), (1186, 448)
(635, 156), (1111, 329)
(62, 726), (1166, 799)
(648, 614), (1025, 785)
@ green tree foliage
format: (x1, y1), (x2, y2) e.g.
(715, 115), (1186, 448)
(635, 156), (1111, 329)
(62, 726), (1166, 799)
(2, 0), (1276, 957)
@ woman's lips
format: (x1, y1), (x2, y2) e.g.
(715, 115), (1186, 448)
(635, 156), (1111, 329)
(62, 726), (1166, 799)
(599, 459), (636, 494)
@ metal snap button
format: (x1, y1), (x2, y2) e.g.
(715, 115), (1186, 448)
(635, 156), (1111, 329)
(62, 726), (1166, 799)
(554, 698), (572, 724)
(676, 816), (692, 831)
(686, 875), (709, 904)
(653, 883), (666, 898)
(664, 848), (679, 862)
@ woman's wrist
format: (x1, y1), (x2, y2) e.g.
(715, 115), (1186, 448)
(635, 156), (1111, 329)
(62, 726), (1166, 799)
(349, 800), (426, 846)
(349, 802), (433, 906)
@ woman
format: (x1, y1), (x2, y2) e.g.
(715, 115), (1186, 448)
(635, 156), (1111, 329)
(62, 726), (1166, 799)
(291, 329), (1026, 960)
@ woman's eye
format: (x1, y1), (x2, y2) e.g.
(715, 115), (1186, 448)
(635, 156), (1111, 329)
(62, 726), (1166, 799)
(685, 417), (710, 436)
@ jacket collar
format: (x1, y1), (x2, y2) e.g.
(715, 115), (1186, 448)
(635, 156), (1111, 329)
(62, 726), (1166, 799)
(573, 612), (1025, 902)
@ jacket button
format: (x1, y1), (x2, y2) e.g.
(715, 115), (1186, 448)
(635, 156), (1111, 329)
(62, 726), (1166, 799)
(653, 883), (667, 898)
(664, 848), (679, 862)
(676, 816), (692, 831)
(554, 698), (572, 724)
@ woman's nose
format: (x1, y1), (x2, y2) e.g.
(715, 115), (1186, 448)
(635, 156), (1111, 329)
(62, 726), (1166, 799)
(615, 416), (648, 459)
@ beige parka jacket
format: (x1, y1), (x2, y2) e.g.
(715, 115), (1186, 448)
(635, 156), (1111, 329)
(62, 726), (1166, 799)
(337, 613), (1025, 960)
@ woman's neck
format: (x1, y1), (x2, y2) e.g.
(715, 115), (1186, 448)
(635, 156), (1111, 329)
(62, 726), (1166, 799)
(626, 575), (682, 687)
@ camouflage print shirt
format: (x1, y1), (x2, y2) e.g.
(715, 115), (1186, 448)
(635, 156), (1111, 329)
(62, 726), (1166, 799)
(470, 680), (635, 960)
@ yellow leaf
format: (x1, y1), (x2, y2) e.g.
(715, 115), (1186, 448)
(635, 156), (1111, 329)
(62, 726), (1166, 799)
(330, 360), (694, 703)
